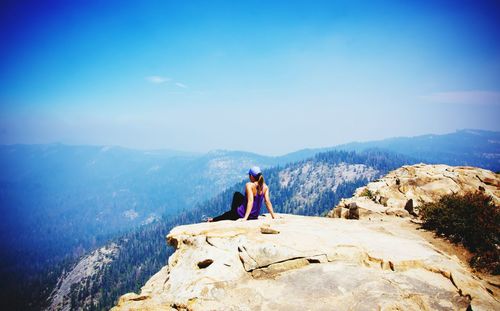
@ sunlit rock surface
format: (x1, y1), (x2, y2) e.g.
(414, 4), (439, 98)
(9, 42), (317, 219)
(329, 164), (500, 219)
(111, 214), (498, 310)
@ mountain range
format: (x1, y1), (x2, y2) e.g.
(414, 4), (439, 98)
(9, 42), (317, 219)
(0, 129), (499, 310)
(334, 129), (500, 171)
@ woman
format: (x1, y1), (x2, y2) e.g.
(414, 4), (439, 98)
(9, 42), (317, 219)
(209, 166), (276, 221)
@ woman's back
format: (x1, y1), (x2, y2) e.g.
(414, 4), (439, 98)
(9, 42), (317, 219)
(237, 182), (266, 219)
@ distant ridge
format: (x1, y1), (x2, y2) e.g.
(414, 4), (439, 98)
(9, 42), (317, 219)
(332, 129), (500, 171)
(3, 129), (498, 170)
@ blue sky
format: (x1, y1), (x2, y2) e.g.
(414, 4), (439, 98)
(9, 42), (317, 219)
(1, 0), (499, 155)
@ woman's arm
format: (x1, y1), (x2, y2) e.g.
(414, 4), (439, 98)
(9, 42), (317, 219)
(242, 183), (254, 220)
(264, 186), (276, 219)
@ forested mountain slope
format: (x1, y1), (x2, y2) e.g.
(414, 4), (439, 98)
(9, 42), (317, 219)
(0, 144), (319, 310)
(48, 149), (415, 310)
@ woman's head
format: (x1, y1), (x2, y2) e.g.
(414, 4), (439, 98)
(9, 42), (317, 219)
(248, 166), (261, 180)
(248, 166), (264, 190)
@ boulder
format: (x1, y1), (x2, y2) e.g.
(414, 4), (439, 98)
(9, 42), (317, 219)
(260, 225), (280, 234)
(347, 202), (359, 219)
(404, 198), (416, 216)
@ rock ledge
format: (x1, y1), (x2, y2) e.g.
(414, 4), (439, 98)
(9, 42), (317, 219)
(112, 213), (498, 310)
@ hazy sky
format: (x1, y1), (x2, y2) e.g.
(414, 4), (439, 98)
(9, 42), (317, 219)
(1, 0), (499, 155)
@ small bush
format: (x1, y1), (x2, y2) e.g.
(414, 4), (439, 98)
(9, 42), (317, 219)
(360, 188), (373, 199)
(420, 191), (500, 274)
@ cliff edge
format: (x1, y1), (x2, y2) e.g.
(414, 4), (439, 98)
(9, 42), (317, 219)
(112, 164), (499, 310)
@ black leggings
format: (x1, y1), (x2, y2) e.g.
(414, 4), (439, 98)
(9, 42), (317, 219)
(212, 192), (245, 221)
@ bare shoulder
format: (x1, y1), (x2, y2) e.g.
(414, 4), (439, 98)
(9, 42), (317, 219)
(264, 183), (270, 192)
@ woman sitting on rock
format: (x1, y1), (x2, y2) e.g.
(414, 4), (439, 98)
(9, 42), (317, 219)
(208, 166), (276, 221)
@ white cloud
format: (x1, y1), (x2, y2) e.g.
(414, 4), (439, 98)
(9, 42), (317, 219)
(175, 82), (188, 89)
(422, 91), (500, 105)
(145, 75), (171, 84)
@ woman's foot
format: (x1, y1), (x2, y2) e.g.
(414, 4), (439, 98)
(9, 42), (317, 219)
(201, 214), (213, 222)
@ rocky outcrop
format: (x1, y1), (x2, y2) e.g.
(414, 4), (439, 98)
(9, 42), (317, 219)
(328, 164), (500, 219)
(111, 214), (498, 310)
(47, 243), (119, 311)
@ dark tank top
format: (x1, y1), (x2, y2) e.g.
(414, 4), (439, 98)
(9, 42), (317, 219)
(236, 185), (265, 219)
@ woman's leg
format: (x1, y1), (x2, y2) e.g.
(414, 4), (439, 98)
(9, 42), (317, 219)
(211, 210), (239, 221)
(231, 191), (245, 211)
(211, 192), (245, 222)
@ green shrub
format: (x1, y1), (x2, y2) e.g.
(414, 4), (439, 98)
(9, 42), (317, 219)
(420, 191), (500, 274)
(360, 188), (373, 199)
